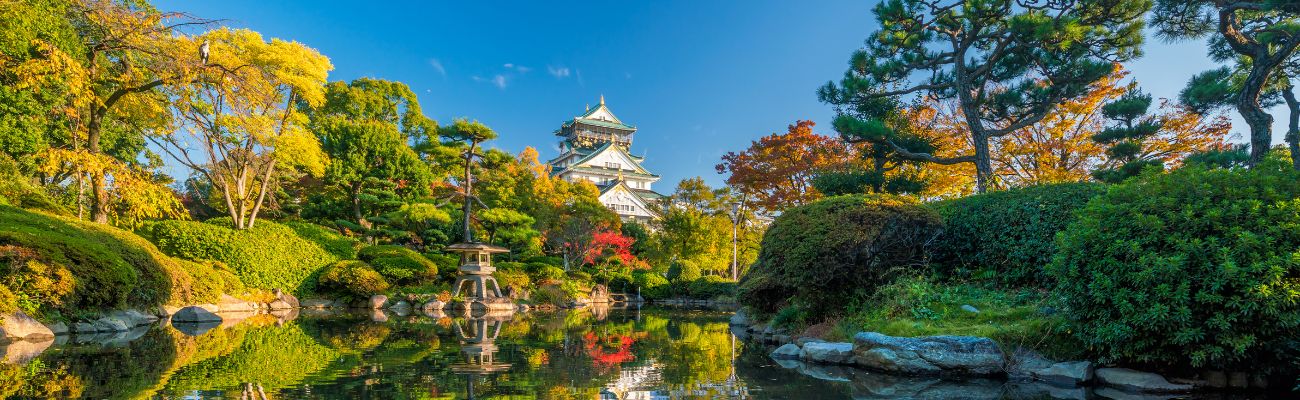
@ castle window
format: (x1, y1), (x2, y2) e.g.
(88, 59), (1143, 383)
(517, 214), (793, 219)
(605, 162), (620, 169)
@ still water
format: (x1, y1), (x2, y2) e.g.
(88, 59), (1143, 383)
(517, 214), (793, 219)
(0, 306), (1284, 399)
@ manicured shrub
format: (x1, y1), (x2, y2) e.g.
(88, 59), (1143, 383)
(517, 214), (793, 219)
(687, 275), (736, 299)
(358, 245), (438, 286)
(423, 252), (460, 281)
(496, 261), (526, 272)
(0, 206), (233, 318)
(929, 182), (1105, 286)
(666, 259), (701, 282)
(567, 270), (592, 283)
(530, 265), (566, 283)
(739, 194), (943, 319)
(1050, 161), (1300, 371)
(282, 221), (361, 259)
(632, 271), (670, 300)
(494, 269), (531, 292)
(317, 261), (390, 298)
(147, 219), (337, 294)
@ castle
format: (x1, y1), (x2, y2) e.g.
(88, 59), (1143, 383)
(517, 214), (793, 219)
(546, 96), (663, 224)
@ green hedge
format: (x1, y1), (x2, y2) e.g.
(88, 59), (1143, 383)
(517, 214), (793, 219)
(317, 260), (390, 298)
(146, 219), (337, 295)
(929, 182), (1106, 286)
(739, 195), (942, 319)
(1050, 160), (1300, 372)
(282, 221), (361, 259)
(0, 206), (234, 318)
(633, 271), (670, 300)
(687, 275), (736, 299)
(358, 245), (438, 285)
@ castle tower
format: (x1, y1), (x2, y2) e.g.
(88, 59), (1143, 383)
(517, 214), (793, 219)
(546, 96), (664, 223)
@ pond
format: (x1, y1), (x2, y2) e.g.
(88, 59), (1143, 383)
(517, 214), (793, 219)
(0, 306), (1284, 399)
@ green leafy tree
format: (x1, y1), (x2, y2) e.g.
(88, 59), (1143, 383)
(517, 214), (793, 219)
(1091, 89), (1166, 182)
(1153, 0), (1300, 166)
(439, 119), (497, 242)
(819, 0), (1150, 192)
(303, 78), (436, 227)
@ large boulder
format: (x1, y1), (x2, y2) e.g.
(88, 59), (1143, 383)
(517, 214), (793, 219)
(107, 310), (158, 327)
(852, 332), (1003, 376)
(1095, 368), (1193, 393)
(94, 317), (130, 332)
(589, 284), (610, 304)
(301, 299), (336, 309)
(272, 288), (300, 308)
(0, 337), (53, 365)
(770, 343), (802, 360)
(0, 312), (54, 343)
(172, 306), (223, 323)
(729, 309), (749, 326)
(268, 299), (293, 311)
(368, 295), (388, 309)
(217, 294), (255, 313)
(800, 342), (855, 365)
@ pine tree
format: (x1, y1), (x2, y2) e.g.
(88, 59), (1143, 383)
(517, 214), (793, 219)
(1091, 90), (1165, 183)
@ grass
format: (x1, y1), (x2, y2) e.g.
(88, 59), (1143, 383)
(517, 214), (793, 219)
(830, 275), (1084, 360)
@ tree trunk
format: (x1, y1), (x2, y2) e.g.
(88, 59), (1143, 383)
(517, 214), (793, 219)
(86, 111), (110, 224)
(246, 159), (277, 230)
(1283, 86), (1300, 170)
(350, 180), (364, 226)
(1239, 61), (1277, 166)
(972, 133), (993, 193)
(461, 141), (477, 243)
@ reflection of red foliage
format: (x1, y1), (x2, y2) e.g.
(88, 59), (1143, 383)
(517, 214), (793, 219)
(583, 331), (636, 367)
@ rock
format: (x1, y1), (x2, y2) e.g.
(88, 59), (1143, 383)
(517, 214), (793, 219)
(589, 284), (610, 304)
(171, 306), (223, 323)
(217, 294), (255, 313)
(795, 337), (826, 347)
(800, 342), (855, 364)
(770, 343), (802, 360)
(851, 373), (1006, 400)
(107, 310), (157, 327)
(421, 300), (446, 311)
(1227, 371), (1248, 388)
(773, 334), (791, 344)
(729, 309), (749, 326)
(72, 322), (97, 334)
(1095, 368), (1193, 393)
(852, 332), (1003, 376)
(46, 322), (68, 336)
(273, 289), (299, 308)
(1, 337), (52, 365)
(370, 309), (388, 322)
(368, 295), (388, 309)
(1006, 381), (1090, 400)
(0, 312), (54, 342)
(389, 300), (411, 311)
(1036, 361), (1094, 387)
(302, 299), (336, 308)
(1008, 348), (1055, 381)
(960, 304), (980, 314)
(94, 317), (130, 332)
(516, 304), (530, 312)
(1092, 387), (1184, 400)
(268, 299), (293, 310)
(172, 321), (221, 336)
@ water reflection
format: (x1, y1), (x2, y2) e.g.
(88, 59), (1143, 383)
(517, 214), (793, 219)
(0, 307), (1288, 399)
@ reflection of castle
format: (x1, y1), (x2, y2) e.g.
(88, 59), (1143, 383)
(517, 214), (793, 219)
(451, 314), (513, 399)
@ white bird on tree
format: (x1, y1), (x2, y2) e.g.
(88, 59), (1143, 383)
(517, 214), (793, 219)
(199, 39), (210, 65)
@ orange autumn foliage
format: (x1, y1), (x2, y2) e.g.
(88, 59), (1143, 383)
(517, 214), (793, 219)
(716, 120), (856, 214)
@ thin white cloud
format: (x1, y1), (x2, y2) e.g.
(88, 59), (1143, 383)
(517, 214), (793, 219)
(473, 73), (509, 89)
(503, 63), (531, 73)
(547, 65), (571, 78)
(576, 69), (585, 87)
(428, 58), (446, 77)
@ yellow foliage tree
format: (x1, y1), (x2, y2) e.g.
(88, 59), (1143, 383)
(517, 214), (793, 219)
(152, 28), (332, 229)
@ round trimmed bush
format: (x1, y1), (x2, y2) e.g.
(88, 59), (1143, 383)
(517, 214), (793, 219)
(633, 271), (670, 300)
(530, 265), (566, 283)
(739, 194), (942, 319)
(928, 182), (1105, 286)
(147, 219), (337, 294)
(318, 261), (390, 297)
(1050, 161), (1300, 371)
(358, 245), (438, 285)
(666, 259), (702, 283)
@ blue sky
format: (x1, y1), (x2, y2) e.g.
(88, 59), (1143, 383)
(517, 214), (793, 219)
(153, 0), (1281, 188)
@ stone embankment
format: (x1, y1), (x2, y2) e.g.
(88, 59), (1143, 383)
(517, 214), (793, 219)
(729, 310), (1252, 395)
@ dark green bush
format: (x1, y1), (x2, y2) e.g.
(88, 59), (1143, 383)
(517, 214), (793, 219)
(358, 245), (438, 286)
(1050, 160), (1300, 371)
(317, 260), (390, 298)
(496, 261), (526, 272)
(282, 221), (360, 259)
(567, 270), (592, 283)
(739, 194), (942, 319)
(687, 275), (736, 299)
(423, 252), (460, 281)
(632, 271), (670, 300)
(929, 182), (1105, 286)
(147, 219), (337, 294)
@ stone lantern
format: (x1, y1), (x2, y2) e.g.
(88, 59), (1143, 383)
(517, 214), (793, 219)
(446, 242), (511, 301)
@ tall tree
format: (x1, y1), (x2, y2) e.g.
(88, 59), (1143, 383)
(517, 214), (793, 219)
(303, 78), (435, 227)
(715, 120), (854, 215)
(438, 119), (497, 242)
(1153, 0), (1300, 166)
(819, 0), (1150, 192)
(152, 27), (332, 229)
